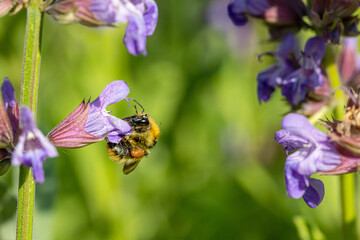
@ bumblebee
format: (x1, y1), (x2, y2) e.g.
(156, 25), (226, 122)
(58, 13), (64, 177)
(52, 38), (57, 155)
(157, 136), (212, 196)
(106, 101), (160, 174)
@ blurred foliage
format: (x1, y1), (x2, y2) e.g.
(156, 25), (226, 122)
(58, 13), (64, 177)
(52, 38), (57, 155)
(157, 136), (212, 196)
(0, 0), (352, 239)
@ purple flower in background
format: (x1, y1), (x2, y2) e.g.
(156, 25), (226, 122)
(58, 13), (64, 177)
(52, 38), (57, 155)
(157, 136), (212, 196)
(90, 0), (158, 55)
(47, 0), (158, 56)
(227, 0), (306, 30)
(257, 34), (299, 102)
(281, 37), (326, 105)
(227, 0), (270, 26)
(258, 35), (326, 105)
(275, 113), (341, 207)
(227, 0), (359, 42)
(48, 81), (132, 148)
(12, 107), (58, 183)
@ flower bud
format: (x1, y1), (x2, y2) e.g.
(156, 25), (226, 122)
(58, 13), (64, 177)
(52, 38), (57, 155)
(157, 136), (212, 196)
(343, 17), (360, 36)
(0, 0), (13, 17)
(263, 6), (301, 25)
(46, 0), (105, 26)
(0, 81), (13, 148)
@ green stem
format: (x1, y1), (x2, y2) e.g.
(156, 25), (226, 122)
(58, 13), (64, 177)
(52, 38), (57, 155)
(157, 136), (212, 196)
(341, 173), (356, 240)
(324, 46), (356, 240)
(16, 4), (43, 240)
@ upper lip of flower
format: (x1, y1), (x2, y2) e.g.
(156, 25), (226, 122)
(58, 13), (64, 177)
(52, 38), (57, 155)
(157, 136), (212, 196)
(275, 113), (341, 207)
(48, 80), (132, 149)
(84, 80), (132, 142)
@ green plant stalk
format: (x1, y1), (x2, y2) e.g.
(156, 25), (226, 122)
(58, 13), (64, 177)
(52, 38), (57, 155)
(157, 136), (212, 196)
(16, 4), (43, 240)
(325, 46), (356, 240)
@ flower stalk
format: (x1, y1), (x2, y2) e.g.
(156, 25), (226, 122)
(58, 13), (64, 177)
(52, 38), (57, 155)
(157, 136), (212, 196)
(17, 2), (44, 239)
(324, 45), (356, 240)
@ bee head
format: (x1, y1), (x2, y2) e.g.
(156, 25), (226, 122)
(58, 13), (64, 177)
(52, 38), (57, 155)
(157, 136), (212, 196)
(122, 100), (151, 131)
(129, 114), (149, 126)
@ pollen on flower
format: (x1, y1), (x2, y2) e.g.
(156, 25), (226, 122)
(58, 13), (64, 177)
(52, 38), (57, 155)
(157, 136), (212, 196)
(26, 132), (36, 140)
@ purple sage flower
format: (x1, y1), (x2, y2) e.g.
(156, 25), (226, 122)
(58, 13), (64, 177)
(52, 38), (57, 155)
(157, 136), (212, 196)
(0, 87), (12, 148)
(84, 81), (132, 143)
(48, 81), (132, 148)
(275, 113), (341, 208)
(0, 78), (19, 149)
(90, 0), (158, 56)
(281, 37), (326, 105)
(1, 78), (19, 138)
(0, 78), (17, 178)
(0, 78), (58, 182)
(258, 35), (326, 106)
(257, 34), (299, 102)
(12, 107), (58, 183)
(47, 0), (158, 56)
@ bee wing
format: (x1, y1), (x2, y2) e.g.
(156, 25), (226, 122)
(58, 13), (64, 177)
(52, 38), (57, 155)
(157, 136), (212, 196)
(123, 159), (141, 175)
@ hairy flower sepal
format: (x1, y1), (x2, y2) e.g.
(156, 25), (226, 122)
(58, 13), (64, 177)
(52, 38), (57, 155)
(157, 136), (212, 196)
(48, 81), (132, 148)
(12, 107), (58, 183)
(275, 113), (341, 208)
(47, 100), (104, 148)
(46, 0), (106, 26)
(323, 90), (360, 160)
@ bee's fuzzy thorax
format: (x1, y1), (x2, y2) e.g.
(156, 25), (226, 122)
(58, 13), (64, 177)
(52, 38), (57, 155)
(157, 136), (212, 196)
(106, 111), (160, 174)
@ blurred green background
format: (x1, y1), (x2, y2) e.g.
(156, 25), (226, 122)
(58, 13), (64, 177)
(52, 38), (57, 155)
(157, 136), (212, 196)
(0, 0), (352, 239)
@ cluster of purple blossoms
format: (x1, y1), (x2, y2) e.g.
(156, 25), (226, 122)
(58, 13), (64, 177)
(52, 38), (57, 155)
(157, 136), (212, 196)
(257, 34), (326, 107)
(0, 78), (58, 183)
(46, 0), (158, 56)
(0, 79), (132, 183)
(228, 0), (360, 42)
(228, 0), (360, 207)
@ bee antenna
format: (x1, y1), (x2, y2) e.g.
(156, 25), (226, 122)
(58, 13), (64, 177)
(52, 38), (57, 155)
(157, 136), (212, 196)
(133, 100), (145, 112)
